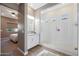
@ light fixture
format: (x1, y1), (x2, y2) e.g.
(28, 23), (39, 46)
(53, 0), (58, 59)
(7, 9), (17, 16)
(12, 12), (15, 15)
(11, 12), (17, 17)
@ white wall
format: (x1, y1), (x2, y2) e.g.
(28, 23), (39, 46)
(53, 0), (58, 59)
(77, 3), (79, 56)
(40, 4), (78, 56)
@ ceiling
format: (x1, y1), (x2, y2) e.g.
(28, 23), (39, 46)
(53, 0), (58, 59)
(1, 3), (19, 10)
(41, 3), (60, 22)
(28, 3), (47, 10)
(0, 5), (18, 19)
(1, 3), (46, 10)
(0, 3), (58, 20)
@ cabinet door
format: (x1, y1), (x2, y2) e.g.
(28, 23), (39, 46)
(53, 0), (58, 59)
(27, 35), (39, 49)
(27, 36), (33, 49)
(32, 34), (39, 47)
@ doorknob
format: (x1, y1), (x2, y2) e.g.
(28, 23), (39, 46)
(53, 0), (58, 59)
(75, 23), (78, 26)
(74, 48), (78, 50)
(57, 29), (60, 31)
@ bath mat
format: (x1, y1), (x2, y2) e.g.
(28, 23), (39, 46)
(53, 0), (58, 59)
(37, 49), (59, 56)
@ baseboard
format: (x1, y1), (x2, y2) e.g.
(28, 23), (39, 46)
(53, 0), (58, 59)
(40, 44), (73, 56)
(17, 48), (28, 56)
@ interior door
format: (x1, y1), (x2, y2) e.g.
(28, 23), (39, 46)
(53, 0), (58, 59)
(59, 16), (77, 55)
(55, 4), (78, 56)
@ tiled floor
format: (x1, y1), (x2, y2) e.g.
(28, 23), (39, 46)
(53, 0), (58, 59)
(27, 45), (68, 56)
(1, 38), (68, 56)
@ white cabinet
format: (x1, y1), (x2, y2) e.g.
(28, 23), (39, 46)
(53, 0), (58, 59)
(27, 34), (39, 50)
(32, 34), (39, 47)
